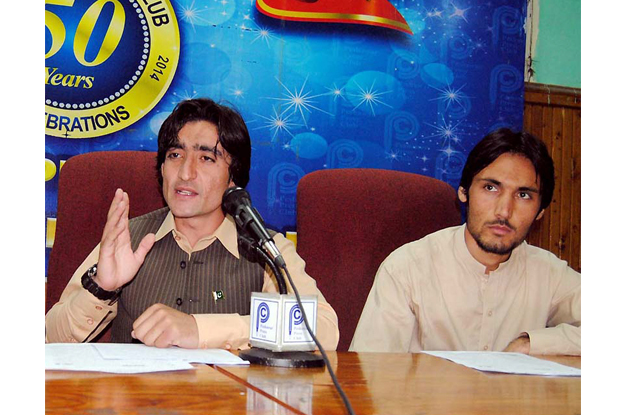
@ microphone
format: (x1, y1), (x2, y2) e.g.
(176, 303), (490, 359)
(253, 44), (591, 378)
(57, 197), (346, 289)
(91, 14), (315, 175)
(222, 187), (286, 268)
(221, 186), (323, 368)
(221, 190), (356, 414)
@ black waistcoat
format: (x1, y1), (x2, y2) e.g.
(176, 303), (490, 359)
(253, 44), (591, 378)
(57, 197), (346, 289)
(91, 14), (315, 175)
(110, 208), (265, 343)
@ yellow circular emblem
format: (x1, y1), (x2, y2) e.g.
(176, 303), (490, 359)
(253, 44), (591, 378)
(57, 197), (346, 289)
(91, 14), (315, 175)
(44, 0), (180, 138)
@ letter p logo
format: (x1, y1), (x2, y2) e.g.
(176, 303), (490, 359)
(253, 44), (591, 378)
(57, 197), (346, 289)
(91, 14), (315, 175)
(288, 304), (304, 335)
(256, 301), (270, 331)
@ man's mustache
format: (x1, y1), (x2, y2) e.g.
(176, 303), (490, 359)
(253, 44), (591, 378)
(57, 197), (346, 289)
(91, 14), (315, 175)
(486, 219), (516, 231)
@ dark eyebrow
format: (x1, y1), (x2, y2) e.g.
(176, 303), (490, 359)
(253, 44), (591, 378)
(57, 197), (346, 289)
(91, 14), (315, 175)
(167, 142), (184, 151)
(518, 186), (540, 194)
(478, 178), (501, 186)
(167, 141), (223, 157)
(478, 178), (539, 194)
(194, 143), (223, 157)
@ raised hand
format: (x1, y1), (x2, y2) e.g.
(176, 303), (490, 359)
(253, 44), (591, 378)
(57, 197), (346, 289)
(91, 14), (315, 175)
(93, 188), (156, 291)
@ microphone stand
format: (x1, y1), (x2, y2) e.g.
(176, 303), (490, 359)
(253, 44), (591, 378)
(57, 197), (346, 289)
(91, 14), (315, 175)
(238, 233), (324, 368)
(238, 233), (287, 295)
(240, 257), (356, 415)
(226, 188), (355, 414)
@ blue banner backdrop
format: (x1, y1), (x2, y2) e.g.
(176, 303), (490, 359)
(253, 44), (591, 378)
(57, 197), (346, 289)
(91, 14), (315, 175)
(45, 0), (527, 275)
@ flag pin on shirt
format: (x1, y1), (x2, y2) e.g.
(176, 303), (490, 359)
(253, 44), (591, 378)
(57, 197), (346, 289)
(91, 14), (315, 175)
(212, 290), (224, 302)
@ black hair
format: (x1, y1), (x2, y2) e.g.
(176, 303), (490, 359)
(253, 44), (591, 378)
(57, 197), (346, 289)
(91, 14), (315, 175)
(156, 98), (251, 187)
(459, 128), (555, 211)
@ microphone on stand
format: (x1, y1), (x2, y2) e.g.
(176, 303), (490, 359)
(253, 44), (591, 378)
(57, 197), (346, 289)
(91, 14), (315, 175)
(222, 187), (357, 415)
(222, 187), (324, 368)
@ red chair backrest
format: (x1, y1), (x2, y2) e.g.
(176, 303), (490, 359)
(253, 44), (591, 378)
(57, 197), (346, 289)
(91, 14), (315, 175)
(296, 168), (462, 351)
(46, 151), (166, 340)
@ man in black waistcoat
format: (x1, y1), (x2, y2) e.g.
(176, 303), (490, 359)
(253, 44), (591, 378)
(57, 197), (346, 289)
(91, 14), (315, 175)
(46, 98), (340, 350)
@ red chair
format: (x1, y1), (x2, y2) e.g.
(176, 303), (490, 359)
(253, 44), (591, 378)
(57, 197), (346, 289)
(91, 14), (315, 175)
(296, 169), (462, 351)
(45, 151), (165, 341)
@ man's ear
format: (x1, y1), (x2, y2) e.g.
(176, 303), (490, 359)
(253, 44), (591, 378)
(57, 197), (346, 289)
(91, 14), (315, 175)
(535, 209), (545, 221)
(228, 172), (235, 188)
(458, 186), (468, 203)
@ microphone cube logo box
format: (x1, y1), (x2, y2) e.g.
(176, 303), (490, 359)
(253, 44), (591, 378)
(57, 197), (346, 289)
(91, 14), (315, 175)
(249, 293), (317, 352)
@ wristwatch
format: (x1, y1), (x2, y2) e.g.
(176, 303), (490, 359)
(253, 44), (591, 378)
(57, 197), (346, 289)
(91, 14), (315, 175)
(81, 264), (121, 304)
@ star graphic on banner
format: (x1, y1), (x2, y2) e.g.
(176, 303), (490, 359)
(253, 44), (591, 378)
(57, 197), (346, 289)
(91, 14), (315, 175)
(171, 88), (199, 104)
(426, 118), (466, 149)
(385, 150), (400, 161)
(349, 80), (393, 116)
(179, 0), (211, 31)
(472, 38), (488, 55)
(426, 8), (443, 18)
(440, 145), (459, 160)
(251, 25), (275, 47)
(239, 12), (253, 31)
(449, 4), (470, 22)
(430, 84), (469, 111)
(268, 77), (333, 128)
(229, 87), (245, 99)
(325, 83), (346, 101)
(252, 106), (301, 141)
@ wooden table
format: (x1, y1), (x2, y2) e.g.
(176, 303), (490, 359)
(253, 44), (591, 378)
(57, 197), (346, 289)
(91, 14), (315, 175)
(46, 352), (581, 415)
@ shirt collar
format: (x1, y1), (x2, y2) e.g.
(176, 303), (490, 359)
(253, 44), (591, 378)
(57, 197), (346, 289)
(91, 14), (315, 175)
(154, 210), (240, 259)
(453, 224), (487, 276)
(453, 223), (523, 277)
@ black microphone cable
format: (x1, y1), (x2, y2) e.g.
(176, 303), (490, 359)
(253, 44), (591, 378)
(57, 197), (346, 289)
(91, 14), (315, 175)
(238, 233), (288, 294)
(242, 233), (355, 414)
(225, 187), (355, 414)
(279, 263), (356, 415)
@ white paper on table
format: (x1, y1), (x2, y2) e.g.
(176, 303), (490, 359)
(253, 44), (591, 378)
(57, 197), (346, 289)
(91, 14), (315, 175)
(423, 351), (581, 377)
(45, 343), (194, 373)
(93, 343), (249, 365)
(45, 343), (248, 374)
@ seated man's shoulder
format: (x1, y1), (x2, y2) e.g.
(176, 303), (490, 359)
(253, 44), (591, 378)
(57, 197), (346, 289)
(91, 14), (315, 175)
(523, 242), (580, 277)
(382, 225), (459, 272)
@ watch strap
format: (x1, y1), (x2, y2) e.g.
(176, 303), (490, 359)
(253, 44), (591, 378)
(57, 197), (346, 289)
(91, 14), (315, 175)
(81, 264), (121, 303)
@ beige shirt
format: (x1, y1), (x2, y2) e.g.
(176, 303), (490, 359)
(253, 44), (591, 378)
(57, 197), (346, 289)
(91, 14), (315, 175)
(349, 225), (580, 355)
(45, 213), (340, 351)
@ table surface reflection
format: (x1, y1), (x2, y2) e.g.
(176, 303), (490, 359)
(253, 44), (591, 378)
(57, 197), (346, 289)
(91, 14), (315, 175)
(45, 352), (581, 415)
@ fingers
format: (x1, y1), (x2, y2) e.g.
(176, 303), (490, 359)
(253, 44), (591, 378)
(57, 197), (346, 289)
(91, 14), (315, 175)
(101, 189), (130, 247)
(132, 303), (160, 333)
(132, 304), (171, 348)
(98, 189), (144, 289)
(106, 189), (129, 228)
(503, 336), (530, 354)
(132, 304), (199, 349)
(134, 233), (156, 263)
(105, 188), (124, 221)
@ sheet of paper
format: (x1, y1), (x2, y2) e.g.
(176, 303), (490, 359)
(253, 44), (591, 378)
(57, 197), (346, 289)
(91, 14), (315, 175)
(45, 344), (194, 373)
(93, 343), (249, 365)
(45, 343), (248, 374)
(423, 351), (581, 377)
